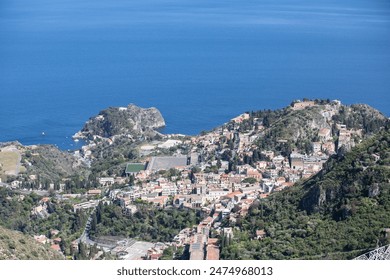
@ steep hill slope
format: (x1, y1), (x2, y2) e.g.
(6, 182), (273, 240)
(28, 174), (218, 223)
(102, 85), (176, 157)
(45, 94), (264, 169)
(221, 126), (390, 259)
(248, 100), (387, 155)
(300, 128), (390, 218)
(23, 144), (90, 182)
(0, 142), (90, 186)
(0, 226), (63, 260)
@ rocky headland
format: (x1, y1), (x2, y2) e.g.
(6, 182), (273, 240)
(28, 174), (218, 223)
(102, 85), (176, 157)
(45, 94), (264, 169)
(73, 104), (166, 141)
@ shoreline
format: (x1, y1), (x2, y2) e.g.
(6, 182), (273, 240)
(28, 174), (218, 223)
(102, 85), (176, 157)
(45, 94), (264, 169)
(1, 100), (389, 152)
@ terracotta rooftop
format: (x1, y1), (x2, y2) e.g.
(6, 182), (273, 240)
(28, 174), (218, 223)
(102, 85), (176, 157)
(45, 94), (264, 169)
(50, 244), (61, 251)
(225, 191), (243, 199)
(206, 245), (220, 260)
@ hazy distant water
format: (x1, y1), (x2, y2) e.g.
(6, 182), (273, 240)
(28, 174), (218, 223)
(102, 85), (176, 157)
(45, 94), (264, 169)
(1, 0), (390, 150)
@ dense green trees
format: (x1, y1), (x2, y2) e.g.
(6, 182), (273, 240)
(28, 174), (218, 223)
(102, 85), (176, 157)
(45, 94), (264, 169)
(82, 107), (135, 138)
(242, 177), (257, 184)
(90, 203), (203, 242)
(0, 189), (88, 256)
(332, 104), (387, 134)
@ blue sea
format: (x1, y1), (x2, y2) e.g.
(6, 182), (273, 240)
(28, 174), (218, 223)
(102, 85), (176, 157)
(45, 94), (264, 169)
(1, 0), (390, 150)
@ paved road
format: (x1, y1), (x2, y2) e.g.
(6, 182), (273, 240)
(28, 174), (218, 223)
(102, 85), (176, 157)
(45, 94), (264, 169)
(80, 208), (96, 246)
(79, 204), (112, 250)
(0, 182), (11, 189)
(0, 182), (49, 196)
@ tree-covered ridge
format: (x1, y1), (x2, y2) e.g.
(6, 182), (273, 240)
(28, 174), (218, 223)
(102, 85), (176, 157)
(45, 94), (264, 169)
(332, 104), (387, 133)
(90, 202), (203, 243)
(221, 127), (390, 260)
(24, 145), (89, 182)
(300, 126), (390, 217)
(78, 104), (165, 140)
(82, 107), (136, 138)
(255, 107), (324, 155)
(0, 189), (88, 256)
(223, 100), (387, 156)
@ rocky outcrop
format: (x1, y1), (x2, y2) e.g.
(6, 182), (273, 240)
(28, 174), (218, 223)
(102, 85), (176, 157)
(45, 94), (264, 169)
(299, 126), (390, 219)
(74, 104), (166, 140)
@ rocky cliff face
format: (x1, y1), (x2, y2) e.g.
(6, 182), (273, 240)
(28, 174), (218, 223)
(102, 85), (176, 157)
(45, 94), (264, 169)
(74, 104), (166, 140)
(299, 125), (390, 219)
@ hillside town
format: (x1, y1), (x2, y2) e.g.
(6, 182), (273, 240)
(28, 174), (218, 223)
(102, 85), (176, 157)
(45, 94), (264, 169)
(1, 100), (386, 260)
(75, 100), (362, 259)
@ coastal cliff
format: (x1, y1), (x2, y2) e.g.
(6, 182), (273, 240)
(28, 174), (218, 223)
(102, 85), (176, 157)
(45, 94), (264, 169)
(74, 104), (166, 140)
